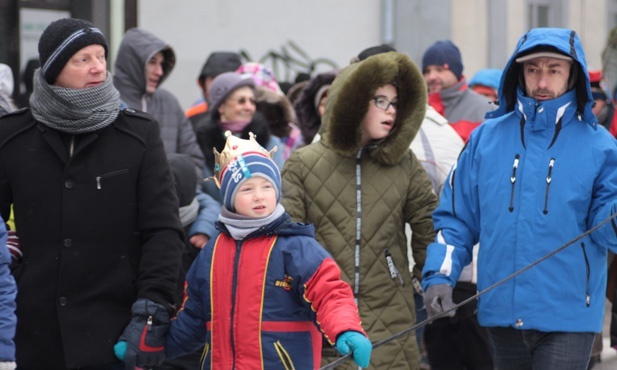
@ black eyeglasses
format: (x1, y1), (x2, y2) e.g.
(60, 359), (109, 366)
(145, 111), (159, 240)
(372, 96), (398, 111)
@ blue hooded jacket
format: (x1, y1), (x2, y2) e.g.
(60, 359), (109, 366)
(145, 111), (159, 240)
(422, 28), (617, 333)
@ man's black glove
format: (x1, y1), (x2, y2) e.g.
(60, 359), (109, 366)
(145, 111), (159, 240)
(118, 298), (170, 369)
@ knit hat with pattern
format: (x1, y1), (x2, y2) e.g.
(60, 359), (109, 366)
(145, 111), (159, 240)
(39, 18), (108, 84)
(213, 131), (280, 212)
(422, 40), (463, 80)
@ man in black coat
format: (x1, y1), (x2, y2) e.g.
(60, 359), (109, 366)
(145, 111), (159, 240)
(0, 18), (183, 370)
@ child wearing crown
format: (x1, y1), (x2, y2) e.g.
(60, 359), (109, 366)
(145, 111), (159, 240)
(153, 132), (370, 369)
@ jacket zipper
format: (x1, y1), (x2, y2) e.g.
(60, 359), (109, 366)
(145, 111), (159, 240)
(229, 240), (242, 368)
(542, 158), (555, 215)
(200, 342), (209, 370)
(581, 243), (591, 307)
(509, 154), (520, 212)
(274, 340), (296, 370)
(95, 168), (129, 189)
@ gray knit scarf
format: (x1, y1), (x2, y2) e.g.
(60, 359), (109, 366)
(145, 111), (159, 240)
(218, 203), (286, 240)
(30, 68), (120, 134)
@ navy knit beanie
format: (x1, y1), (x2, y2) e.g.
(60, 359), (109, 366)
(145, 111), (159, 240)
(39, 18), (108, 84)
(422, 40), (464, 80)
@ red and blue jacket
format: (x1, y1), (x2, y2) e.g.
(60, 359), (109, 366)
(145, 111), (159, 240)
(166, 213), (364, 369)
(428, 78), (495, 142)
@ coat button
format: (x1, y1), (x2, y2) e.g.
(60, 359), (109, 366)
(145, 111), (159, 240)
(515, 319), (524, 327)
(59, 297), (67, 306)
(65, 180), (74, 189)
(63, 239), (72, 248)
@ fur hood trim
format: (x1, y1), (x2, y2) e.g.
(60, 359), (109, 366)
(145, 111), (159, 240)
(322, 52), (427, 166)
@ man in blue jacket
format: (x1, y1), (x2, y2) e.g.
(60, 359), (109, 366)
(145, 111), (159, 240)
(422, 28), (617, 370)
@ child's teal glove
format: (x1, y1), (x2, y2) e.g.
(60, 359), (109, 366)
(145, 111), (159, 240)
(335, 331), (372, 368)
(114, 340), (127, 361)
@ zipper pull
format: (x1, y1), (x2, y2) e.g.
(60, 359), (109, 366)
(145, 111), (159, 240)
(546, 158), (555, 184)
(96, 176), (102, 190)
(586, 294), (590, 307)
(384, 249), (404, 286)
(511, 156), (519, 184)
(147, 316), (153, 332)
(509, 154), (520, 212)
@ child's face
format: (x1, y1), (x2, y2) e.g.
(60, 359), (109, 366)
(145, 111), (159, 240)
(360, 84), (397, 146)
(233, 176), (277, 217)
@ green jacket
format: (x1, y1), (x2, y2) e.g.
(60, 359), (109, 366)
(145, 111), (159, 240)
(281, 52), (437, 369)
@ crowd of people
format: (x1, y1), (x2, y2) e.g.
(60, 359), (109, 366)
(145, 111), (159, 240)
(1, 17), (617, 370)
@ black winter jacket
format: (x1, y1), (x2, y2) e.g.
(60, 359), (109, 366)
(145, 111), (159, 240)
(0, 108), (184, 369)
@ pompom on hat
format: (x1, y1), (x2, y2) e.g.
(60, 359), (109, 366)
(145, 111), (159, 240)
(237, 62), (283, 95)
(212, 131), (280, 212)
(422, 40), (463, 80)
(38, 18), (108, 84)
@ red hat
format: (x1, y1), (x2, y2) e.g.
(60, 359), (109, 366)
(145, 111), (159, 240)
(589, 70), (602, 85)
(588, 70), (607, 101)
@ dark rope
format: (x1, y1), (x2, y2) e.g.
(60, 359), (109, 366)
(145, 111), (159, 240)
(320, 210), (617, 370)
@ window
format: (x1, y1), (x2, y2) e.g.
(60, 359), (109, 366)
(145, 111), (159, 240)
(527, 0), (563, 29)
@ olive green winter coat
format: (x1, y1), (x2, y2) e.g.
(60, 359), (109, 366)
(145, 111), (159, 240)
(281, 52), (438, 369)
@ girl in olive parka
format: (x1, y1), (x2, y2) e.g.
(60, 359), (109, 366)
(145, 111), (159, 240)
(281, 52), (438, 369)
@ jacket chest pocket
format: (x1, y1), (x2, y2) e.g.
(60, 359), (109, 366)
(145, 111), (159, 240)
(95, 169), (129, 190)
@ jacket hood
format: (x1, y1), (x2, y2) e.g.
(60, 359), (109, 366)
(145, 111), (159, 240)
(321, 52), (427, 166)
(294, 70), (338, 144)
(487, 28), (595, 126)
(255, 86), (297, 138)
(113, 28), (176, 104)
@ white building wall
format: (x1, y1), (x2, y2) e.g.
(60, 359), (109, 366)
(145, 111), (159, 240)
(506, 0), (526, 60)
(452, 0), (490, 80)
(133, 0), (382, 110)
(569, 0), (607, 70)
(121, 0), (615, 109)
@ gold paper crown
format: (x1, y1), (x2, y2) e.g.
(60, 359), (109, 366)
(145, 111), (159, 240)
(210, 131), (277, 188)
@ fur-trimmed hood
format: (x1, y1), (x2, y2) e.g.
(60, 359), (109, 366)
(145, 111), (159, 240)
(294, 70), (337, 144)
(321, 52), (427, 166)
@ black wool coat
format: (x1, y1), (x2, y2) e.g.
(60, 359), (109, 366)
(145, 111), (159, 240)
(0, 109), (184, 369)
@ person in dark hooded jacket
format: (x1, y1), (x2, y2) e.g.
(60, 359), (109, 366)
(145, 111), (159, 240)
(14, 58), (39, 109)
(423, 28), (617, 370)
(185, 51), (242, 124)
(293, 70), (337, 144)
(114, 28), (205, 178)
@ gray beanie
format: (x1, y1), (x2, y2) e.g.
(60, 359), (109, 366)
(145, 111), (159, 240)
(38, 18), (108, 84)
(208, 72), (255, 114)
